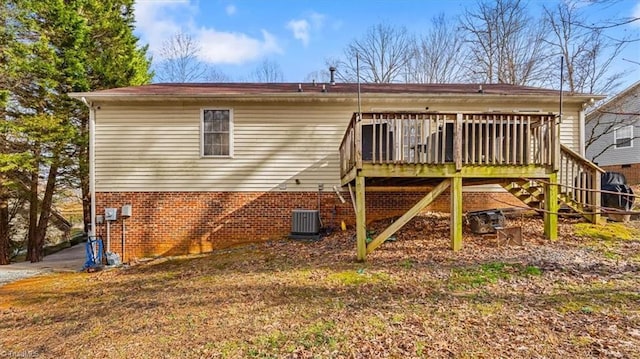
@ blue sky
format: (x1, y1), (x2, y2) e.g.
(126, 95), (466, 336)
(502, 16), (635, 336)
(134, 0), (640, 89)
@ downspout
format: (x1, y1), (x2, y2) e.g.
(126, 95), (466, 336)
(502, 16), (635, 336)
(579, 110), (586, 156)
(82, 97), (96, 239)
(90, 104), (96, 240)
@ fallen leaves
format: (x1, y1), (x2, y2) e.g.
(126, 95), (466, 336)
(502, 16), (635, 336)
(0, 214), (639, 358)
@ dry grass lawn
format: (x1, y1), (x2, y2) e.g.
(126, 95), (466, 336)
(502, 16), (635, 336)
(1, 214), (639, 358)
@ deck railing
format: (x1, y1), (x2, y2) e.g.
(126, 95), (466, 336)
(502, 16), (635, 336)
(339, 112), (559, 178)
(339, 114), (358, 178)
(558, 144), (604, 211)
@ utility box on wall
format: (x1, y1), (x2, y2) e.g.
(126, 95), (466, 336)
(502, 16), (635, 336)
(105, 208), (117, 221)
(121, 204), (132, 218)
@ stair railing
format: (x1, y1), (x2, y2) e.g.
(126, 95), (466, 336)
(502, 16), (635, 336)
(558, 144), (605, 223)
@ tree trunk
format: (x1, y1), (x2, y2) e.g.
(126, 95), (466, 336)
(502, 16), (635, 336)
(82, 179), (90, 234)
(34, 159), (59, 259)
(78, 116), (91, 234)
(26, 164), (40, 262)
(0, 193), (9, 265)
(80, 149), (90, 234)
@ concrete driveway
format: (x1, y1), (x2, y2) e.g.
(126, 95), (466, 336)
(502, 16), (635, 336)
(0, 244), (86, 286)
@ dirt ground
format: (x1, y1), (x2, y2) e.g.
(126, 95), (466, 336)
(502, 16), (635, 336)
(0, 213), (639, 358)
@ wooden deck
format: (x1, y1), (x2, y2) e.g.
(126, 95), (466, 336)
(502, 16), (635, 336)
(340, 112), (559, 184)
(339, 112), (601, 261)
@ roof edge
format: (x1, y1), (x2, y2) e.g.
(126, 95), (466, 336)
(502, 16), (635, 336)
(68, 91), (603, 104)
(587, 80), (640, 115)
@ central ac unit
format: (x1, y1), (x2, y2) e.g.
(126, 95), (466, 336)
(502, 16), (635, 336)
(290, 209), (320, 240)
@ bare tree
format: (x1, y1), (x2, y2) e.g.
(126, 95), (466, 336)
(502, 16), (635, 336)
(567, 0), (639, 35)
(407, 14), (465, 83)
(157, 33), (229, 83)
(336, 23), (414, 83)
(460, 0), (551, 86)
(206, 68), (231, 82)
(542, 1), (638, 160)
(249, 59), (284, 82)
(543, 1), (630, 94)
(304, 69), (331, 84)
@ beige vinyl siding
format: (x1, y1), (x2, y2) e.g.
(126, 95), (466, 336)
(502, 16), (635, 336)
(95, 102), (352, 192)
(94, 99), (585, 192)
(559, 111), (580, 151)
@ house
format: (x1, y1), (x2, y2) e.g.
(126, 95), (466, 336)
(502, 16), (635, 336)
(585, 81), (640, 184)
(70, 83), (603, 261)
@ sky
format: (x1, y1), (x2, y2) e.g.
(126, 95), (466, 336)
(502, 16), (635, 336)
(133, 0), (640, 91)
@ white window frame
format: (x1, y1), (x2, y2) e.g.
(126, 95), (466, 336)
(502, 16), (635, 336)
(614, 125), (633, 149)
(201, 108), (234, 157)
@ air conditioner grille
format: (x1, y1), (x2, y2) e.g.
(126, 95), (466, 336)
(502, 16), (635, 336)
(291, 210), (320, 235)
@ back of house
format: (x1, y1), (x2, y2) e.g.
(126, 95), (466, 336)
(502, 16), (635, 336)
(70, 82), (599, 260)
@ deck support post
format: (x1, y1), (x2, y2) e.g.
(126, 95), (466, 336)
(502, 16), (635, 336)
(544, 173), (558, 240)
(355, 174), (367, 261)
(366, 179), (451, 255)
(451, 176), (463, 251)
(592, 173), (602, 224)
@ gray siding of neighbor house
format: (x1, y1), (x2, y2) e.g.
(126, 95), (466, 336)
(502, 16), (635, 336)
(585, 83), (640, 166)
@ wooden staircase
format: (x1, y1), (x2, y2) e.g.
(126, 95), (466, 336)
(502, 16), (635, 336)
(502, 145), (604, 224)
(503, 180), (544, 209)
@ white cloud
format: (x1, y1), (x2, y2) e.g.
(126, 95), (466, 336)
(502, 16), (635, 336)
(134, 0), (189, 54)
(309, 12), (325, 28)
(286, 19), (310, 46)
(633, 1), (640, 27)
(225, 4), (236, 16)
(286, 12), (326, 46)
(134, 0), (281, 64)
(197, 29), (282, 64)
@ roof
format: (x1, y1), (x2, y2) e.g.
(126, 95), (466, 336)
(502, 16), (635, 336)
(74, 82), (587, 96)
(586, 80), (640, 117)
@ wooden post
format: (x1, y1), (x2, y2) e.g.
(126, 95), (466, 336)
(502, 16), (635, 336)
(454, 113), (463, 171)
(356, 175), (367, 261)
(552, 121), (560, 172)
(451, 176), (463, 251)
(593, 171), (602, 224)
(544, 172), (558, 240)
(355, 114), (363, 170)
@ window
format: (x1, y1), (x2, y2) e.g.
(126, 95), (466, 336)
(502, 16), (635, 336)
(614, 125), (633, 149)
(202, 109), (232, 156)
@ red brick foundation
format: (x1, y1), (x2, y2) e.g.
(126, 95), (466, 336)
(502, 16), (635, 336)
(95, 190), (523, 260)
(600, 164), (640, 185)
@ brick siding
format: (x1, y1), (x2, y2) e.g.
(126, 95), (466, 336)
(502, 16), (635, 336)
(95, 190), (522, 260)
(600, 164), (640, 185)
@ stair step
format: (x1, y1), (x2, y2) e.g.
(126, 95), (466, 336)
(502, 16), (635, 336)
(509, 188), (528, 197)
(503, 182), (525, 191)
(558, 194), (587, 211)
(521, 196), (541, 205)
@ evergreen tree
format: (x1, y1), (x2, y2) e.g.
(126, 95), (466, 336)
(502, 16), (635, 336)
(74, 0), (153, 235)
(0, 0), (151, 263)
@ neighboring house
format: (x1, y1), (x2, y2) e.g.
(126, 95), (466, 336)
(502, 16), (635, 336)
(70, 83), (600, 260)
(586, 81), (640, 184)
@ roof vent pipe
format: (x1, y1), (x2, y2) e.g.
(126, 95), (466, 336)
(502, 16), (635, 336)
(329, 66), (336, 85)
